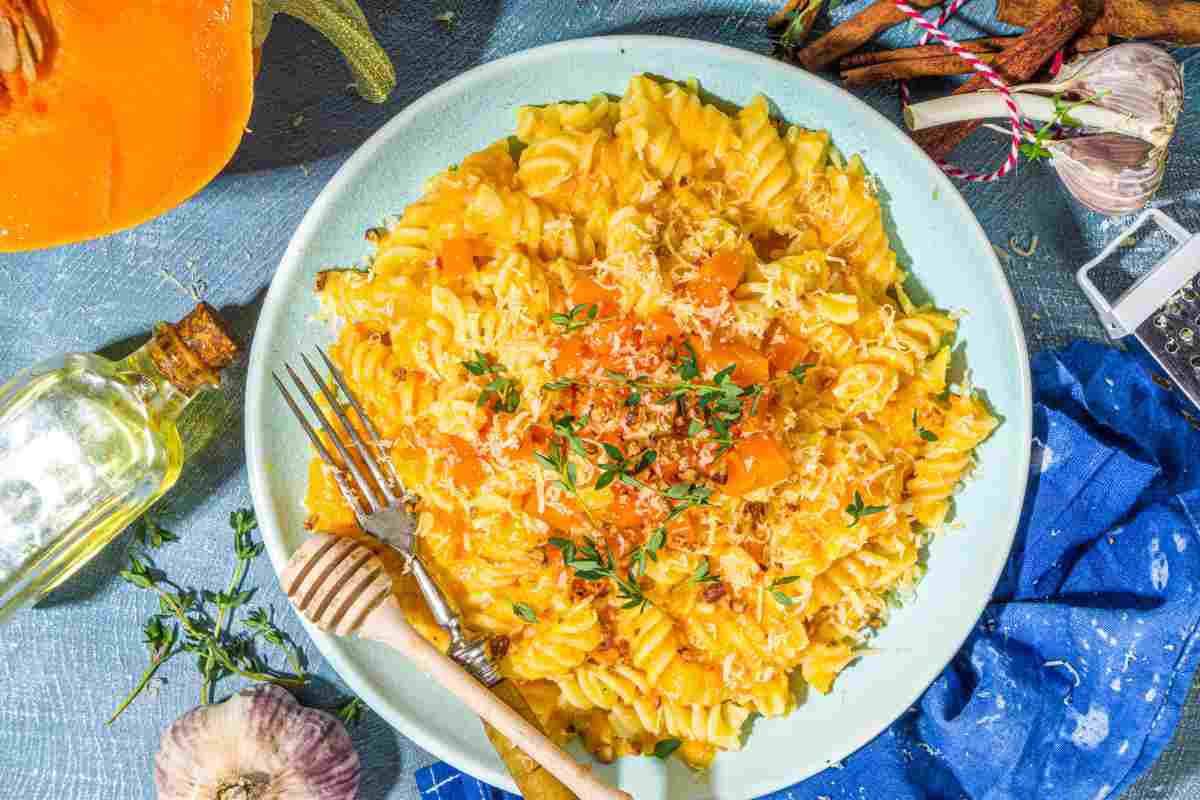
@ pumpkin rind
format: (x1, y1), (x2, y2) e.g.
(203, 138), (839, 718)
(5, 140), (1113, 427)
(0, 0), (256, 253)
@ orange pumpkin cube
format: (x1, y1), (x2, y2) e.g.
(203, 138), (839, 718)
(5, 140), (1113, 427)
(724, 434), (791, 496)
(439, 237), (477, 279)
(570, 277), (621, 316)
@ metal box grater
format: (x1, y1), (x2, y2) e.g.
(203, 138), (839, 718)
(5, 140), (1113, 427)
(1077, 209), (1200, 412)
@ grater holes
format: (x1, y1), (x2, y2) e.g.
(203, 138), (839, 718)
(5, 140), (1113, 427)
(1182, 328), (1195, 345)
(1184, 288), (1198, 303)
(1169, 303), (1184, 317)
(1155, 314), (1169, 329)
(1166, 338), (1180, 354)
(1192, 355), (1200, 371)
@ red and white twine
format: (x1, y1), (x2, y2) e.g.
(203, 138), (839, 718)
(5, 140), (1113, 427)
(891, 0), (1024, 182)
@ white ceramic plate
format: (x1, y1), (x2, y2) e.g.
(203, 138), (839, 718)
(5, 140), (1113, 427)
(246, 35), (1032, 798)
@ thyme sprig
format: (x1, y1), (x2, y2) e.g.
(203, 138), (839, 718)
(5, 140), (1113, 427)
(550, 303), (599, 333)
(463, 351), (521, 413)
(1020, 91), (1107, 162)
(845, 491), (888, 528)
(549, 537), (650, 611)
(110, 509), (308, 724)
(336, 696), (367, 726)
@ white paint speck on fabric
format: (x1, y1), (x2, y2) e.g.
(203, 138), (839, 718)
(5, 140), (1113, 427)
(1069, 704), (1111, 750)
(1146, 688), (1159, 703)
(1093, 785), (1114, 800)
(1174, 532), (1188, 553)
(1118, 741), (1130, 756)
(996, 694), (1007, 709)
(1031, 436), (1060, 473)
(1111, 678), (1123, 692)
(1150, 538), (1170, 591)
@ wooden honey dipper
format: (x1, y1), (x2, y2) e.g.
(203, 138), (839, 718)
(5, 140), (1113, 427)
(281, 533), (632, 800)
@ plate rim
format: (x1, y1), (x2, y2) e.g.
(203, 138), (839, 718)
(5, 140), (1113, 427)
(245, 32), (1033, 797)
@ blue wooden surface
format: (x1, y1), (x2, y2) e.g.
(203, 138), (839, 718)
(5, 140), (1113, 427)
(0, 2), (1197, 799)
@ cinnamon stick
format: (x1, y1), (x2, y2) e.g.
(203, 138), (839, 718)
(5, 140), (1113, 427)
(842, 52), (998, 86)
(912, 0), (1084, 161)
(1071, 33), (1110, 51)
(839, 37), (1014, 69)
(796, 0), (944, 71)
(998, 0), (1200, 42)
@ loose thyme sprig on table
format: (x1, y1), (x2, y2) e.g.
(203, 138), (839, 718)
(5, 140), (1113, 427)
(109, 510), (308, 723)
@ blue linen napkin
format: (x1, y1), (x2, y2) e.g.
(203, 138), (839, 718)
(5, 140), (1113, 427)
(416, 342), (1200, 800)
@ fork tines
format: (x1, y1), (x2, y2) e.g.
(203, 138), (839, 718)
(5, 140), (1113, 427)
(274, 347), (406, 521)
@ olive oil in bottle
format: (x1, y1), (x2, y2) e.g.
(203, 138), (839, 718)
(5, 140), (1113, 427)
(0, 303), (238, 624)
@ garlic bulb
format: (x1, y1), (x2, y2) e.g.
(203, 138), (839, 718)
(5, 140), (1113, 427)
(1048, 133), (1166, 217)
(1023, 43), (1184, 142)
(905, 43), (1183, 216)
(155, 684), (360, 800)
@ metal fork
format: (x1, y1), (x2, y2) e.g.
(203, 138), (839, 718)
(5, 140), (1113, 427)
(274, 348), (500, 686)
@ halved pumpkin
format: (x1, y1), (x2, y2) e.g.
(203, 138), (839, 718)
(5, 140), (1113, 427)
(0, 0), (395, 253)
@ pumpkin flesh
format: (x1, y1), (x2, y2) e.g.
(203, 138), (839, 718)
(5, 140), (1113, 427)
(0, 0), (255, 252)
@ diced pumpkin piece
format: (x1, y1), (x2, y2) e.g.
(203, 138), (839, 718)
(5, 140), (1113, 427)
(644, 312), (683, 345)
(446, 436), (485, 485)
(692, 337), (771, 385)
(766, 332), (809, 375)
(701, 251), (745, 291)
(570, 277), (621, 316)
(524, 491), (579, 532)
(724, 434), (791, 496)
(554, 339), (588, 375)
(440, 237), (478, 279)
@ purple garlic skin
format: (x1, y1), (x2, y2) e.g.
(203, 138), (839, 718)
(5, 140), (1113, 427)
(1050, 133), (1166, 217)
(155, 683), (360, 800)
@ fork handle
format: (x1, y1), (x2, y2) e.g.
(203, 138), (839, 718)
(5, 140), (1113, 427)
(359, 598), (631, 800)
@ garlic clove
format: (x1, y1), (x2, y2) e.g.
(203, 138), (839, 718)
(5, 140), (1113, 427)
(1049, 133), (1166, 217)
(155, 684), (360, 800)
(1053, 44), (1184, 129)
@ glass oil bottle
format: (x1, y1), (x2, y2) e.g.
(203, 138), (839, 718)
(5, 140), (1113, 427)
(0, 303), (238, 624)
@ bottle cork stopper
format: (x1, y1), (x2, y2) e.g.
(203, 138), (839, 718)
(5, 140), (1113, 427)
(176, 302), (239, 372)
(151, 302), (240, 395)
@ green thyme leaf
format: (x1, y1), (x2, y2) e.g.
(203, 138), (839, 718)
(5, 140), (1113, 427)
(691, 558), (721, 584)
(513, 602), (538, 623)
(653, 738), (683, 759)
(336, 696), (367, 726)
(789, 363), (813, 383)
(845, 491), (888, 527)
(551, 303), (600, 333)
(138, 516), (179, 549)
(771, 590), (797, 607)
(913, 410), (938, 442)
